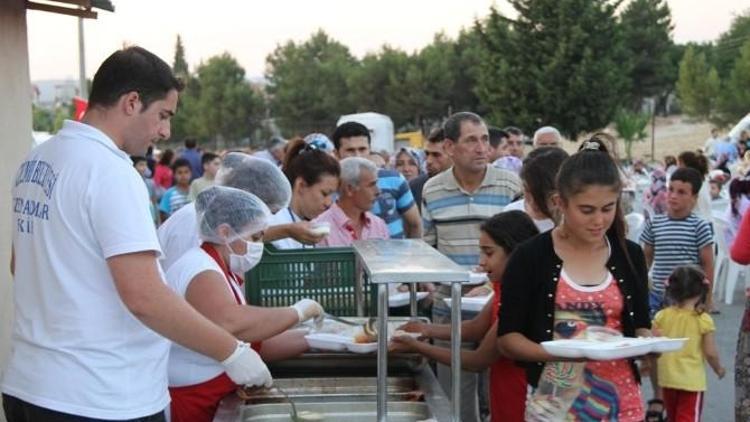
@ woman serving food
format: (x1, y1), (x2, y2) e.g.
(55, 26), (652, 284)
(165, 186), (325, 422)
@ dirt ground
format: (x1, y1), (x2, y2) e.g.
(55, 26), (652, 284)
(559, 115), (714, 164)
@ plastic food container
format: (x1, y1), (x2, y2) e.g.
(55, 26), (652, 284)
(388, 291), (428, 308)
(310, 222), (331, 236)
(541, 337), (688, 360)
(304, 333), (350, 351)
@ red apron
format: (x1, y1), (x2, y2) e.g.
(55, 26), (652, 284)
(169, 243), (262, 422)
(490, 282), (528, 422)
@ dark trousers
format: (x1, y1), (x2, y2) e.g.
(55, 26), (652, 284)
(3, 394), (165, 422)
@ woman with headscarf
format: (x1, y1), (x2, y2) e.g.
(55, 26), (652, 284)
(393, 147), (425, 183)
(644, 168), (668, 221)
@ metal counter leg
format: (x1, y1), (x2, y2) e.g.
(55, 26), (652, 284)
(451, 281), (462, 421)
(377, 283), (389, 422)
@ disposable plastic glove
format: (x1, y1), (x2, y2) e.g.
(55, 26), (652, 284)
(291, 298), (324, 324)
(221, 341), (272, 387)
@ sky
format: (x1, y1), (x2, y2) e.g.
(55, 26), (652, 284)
(26, 0), (749, 82)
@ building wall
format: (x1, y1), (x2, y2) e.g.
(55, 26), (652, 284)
(0, 1), (33, 418)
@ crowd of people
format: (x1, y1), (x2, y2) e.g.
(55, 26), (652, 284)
(5, 45), (750, 422)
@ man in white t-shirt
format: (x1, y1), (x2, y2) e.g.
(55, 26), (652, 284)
(3, 47), (271, 422)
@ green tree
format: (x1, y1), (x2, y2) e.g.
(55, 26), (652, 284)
(181, 53), (264, 148)
(715, 9), (750, 78)
(452, 27), (484, 115)
(676, 46), (721, 120)
(619, 0), (675, 109)
(613, 109), (649, 160)
(346, 46), (412, 128)
(265, 30), (356, 135)
(172, 34), (189, 80)
(475, 1), (629, 140)
(718, 39), (750, 125)
(32, 104), (54, 132)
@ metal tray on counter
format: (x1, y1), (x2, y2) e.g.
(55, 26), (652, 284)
(242, 377), (423, 404)
(239, 401), (432, 421)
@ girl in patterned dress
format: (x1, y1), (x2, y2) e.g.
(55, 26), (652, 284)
(498, 134), (652, 421)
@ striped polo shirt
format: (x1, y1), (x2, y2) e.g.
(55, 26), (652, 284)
(422, 165), (521, 267)
(639, 213), (713, 292)
(371, 169), (415, 239)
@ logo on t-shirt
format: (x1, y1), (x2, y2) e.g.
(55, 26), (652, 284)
(13, 159), (59, 233)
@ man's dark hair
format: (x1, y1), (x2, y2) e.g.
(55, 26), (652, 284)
(184, 137), (197, 149)
(88, 46), (183, 110)
(670, 167), (703, 195)
(504, 126), (523, 137)
(201, 152), (219, 167)
(427, 128), (445, 144)
(488, 126), (509, 148)
(171, 158), (192, 172)
(443, 112), (484, 142)
(331, 121), (371, 150)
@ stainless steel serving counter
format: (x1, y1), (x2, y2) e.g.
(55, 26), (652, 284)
(352, 239), (469, 422)
(213, 368), (452, 422)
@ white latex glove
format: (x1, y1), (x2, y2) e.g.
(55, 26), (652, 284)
(291, 298), (324, 323)
(221, 341), (272, 388)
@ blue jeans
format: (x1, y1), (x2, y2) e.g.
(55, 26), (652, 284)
(3, 394), (166, 422)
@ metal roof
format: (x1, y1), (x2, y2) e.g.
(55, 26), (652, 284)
(27, 0), (115, 19)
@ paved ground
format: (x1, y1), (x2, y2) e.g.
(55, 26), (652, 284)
(641, 284), (745, 422)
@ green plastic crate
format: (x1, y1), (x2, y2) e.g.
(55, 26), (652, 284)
(245, 245), (375, 316)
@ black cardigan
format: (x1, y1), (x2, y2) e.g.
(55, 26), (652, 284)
(497, 230), (651, 387)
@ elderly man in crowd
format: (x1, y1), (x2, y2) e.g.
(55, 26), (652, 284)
(314, 157), (389, 247)
(422, 111), (522, 421)
(532, 126), (562, 148)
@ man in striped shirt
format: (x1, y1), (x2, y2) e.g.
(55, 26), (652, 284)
(640, 166), (714, 316)
(422, 111), (521, 422)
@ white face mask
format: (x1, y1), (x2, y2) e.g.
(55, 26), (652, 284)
(228, 240), (264, 274)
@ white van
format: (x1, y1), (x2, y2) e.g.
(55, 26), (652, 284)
(337, 112), (394, 153)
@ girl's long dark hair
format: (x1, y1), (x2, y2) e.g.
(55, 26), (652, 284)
(556, 133), (631, 265)
(282, 138), (340, 187)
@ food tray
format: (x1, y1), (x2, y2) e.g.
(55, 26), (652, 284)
(388, 291), (429, 308)
(541, 337), (688, 360)
(442, 293), (493, 312)
(439, 271), (488, 286)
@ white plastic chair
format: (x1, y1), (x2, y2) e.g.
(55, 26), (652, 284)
(712, 217), (747, 304)
(625, 212), (645, 243)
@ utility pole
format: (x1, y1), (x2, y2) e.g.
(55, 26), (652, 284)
(77, 17), (87, 99)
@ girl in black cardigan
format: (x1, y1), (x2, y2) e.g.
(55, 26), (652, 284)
(497, 135), (651, 421)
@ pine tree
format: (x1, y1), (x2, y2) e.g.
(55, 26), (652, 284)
(676, 46), (720, 120)
(620, 0), (675, 110)
(173, 34), (189, 80)
(718, 39), (750, 124)
(475, 1), (629, 140)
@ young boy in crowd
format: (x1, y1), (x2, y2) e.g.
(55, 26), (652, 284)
(132, 156), (158, 225)
(188, 152), (220, 201)
(640, 167), (715, 315)
(159, 158), (192, 221)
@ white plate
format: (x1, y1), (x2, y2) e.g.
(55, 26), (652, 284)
(467, 271), (489, 285)
(345, 341), (378, 354)
(304, 333), (350, 351)
(443, 294), (493, 312)
(541, 337), (687, 360)
(389, 291), (429, 308)
(392, 330), (422, 339)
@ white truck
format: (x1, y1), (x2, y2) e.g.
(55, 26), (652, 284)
(337, 112), (395, 153)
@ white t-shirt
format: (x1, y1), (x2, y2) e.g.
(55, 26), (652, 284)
(268, 207), (308, 250)
(2, 120), (170, 419)
(504, 199), (555, 232)
(157, 202), (200, 272)
(166, 247), (244, 387)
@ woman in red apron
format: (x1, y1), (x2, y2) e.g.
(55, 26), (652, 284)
(165, 186), (325, 422)
(391, 211), (539, 421)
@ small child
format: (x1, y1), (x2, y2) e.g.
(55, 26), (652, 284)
(653, 265), (725, 422)
(188, 152), (221, 201)
(159, 158), (192, 221)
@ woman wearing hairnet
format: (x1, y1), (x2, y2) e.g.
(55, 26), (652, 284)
(165, 186), (324, 422)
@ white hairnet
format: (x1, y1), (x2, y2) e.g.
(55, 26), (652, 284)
(196, 186), (271, 243)
(215, 152), (292, 213)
